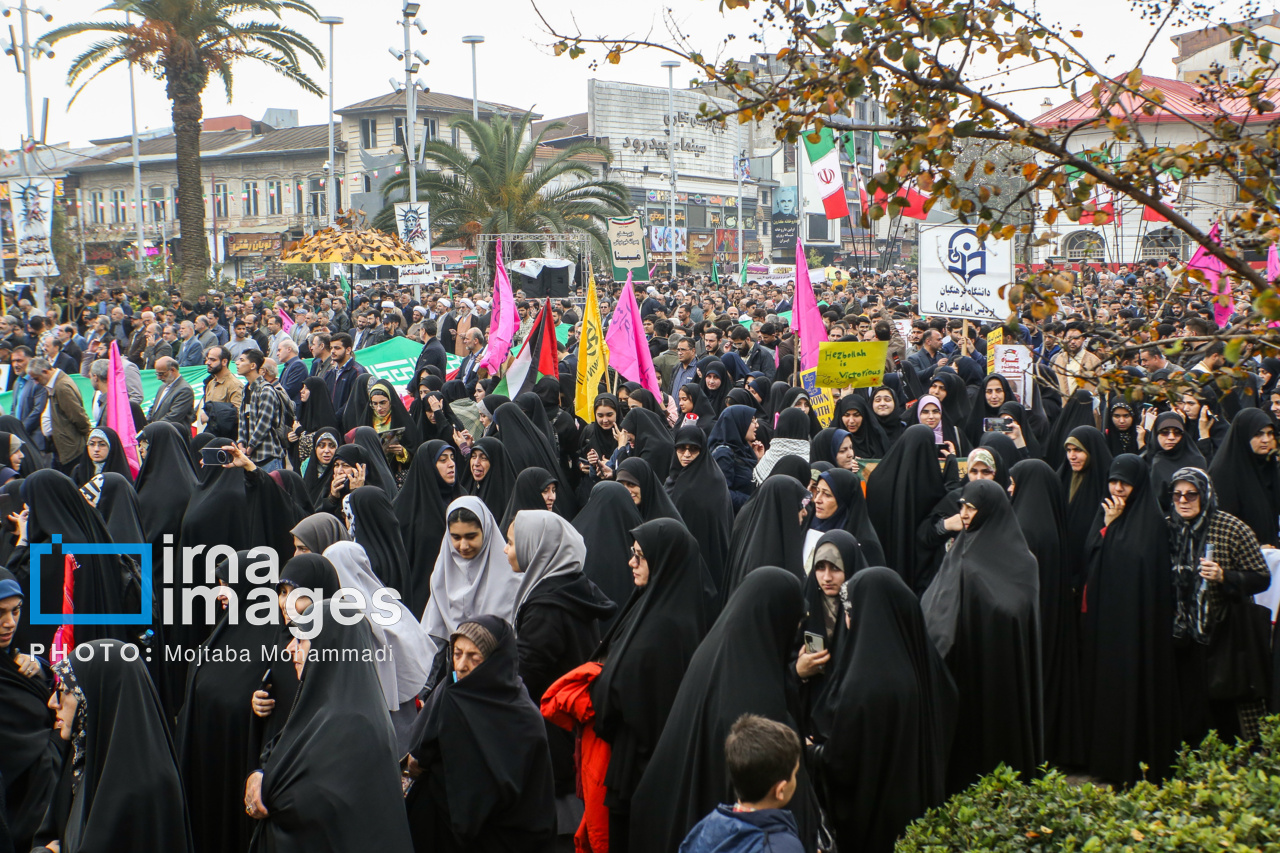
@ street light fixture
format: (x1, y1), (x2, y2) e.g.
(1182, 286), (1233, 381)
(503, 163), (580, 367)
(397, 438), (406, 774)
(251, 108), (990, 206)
(319, 15), (343, 226)
(462, 35), (484, 121)
(661, 60), (680, 282)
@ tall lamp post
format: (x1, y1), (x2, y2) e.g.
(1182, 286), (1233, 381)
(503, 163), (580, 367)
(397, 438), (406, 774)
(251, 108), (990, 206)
(661, 60), (679, 283)
(462, 35), (484, 122)
(320, 15), (343, 227)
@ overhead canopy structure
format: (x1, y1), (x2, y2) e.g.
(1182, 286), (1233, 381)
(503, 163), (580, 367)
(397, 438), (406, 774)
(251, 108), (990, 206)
(279, 225), (425, 265)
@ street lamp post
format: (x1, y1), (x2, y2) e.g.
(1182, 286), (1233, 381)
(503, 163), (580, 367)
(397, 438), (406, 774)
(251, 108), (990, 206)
(126, 11), (146, 278)
(462, 35), (484, 122)
(661, 60), (679, 283)
(1, 0), (55, 309)
(320, 16), (343, 227)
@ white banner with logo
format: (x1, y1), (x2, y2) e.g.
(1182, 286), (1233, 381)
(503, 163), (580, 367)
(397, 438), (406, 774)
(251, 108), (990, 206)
(394, 201), (432, 286)
(917, 224), (1014, 321)
(993, 343), (1034, 407)
(12, 177), (59, 278)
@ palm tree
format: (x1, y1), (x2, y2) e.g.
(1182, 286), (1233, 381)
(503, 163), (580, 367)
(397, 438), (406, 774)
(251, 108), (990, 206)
(43, 0), (324, 294)
(373, 112), (629, 263)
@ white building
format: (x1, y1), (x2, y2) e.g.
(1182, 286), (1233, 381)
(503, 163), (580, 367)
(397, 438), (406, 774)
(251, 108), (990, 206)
(1030, 73), (1276, 267)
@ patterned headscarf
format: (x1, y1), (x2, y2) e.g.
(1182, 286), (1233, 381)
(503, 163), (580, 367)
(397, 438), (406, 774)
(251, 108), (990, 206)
(51, 657), (89, 786)
(1168, 466), (1216, 643)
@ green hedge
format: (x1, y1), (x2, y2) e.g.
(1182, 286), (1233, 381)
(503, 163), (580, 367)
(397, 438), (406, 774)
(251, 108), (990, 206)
(897, 717), (1280, 852)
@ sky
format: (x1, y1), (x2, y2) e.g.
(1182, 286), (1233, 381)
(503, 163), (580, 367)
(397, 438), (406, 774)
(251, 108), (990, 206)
(0, 0), (1254, 153)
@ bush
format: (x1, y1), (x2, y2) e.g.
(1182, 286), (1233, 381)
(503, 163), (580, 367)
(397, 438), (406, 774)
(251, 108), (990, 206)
(897, 716), (1280, 852)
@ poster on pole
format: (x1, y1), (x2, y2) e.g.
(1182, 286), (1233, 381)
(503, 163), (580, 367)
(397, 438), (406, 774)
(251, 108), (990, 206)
(607, 216), (650, 282)
(394, 202), (433, 286)
(917, 224), (1014, 321)
(12, 177), (59, 278)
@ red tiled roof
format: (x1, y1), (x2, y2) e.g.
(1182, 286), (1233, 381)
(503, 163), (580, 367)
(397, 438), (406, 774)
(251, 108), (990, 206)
(203, 115), (254, 131)
(1031, 75), (1280, 127)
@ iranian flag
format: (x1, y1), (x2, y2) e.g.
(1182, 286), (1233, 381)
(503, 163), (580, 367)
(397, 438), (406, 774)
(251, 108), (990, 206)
(493, 297), (559, 398)
(802, 127), (849, 219)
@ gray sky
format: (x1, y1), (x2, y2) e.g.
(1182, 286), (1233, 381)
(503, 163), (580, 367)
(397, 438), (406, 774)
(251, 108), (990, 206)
(0, 0), (1249, 154)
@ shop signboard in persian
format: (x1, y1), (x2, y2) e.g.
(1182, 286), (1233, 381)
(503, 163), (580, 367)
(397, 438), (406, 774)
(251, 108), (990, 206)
(11, 177), (59, 278)
(607, 216), (650, 282)
(393, 202), (432, 286)
(227, 234), (283, 258)
(917, 225), (1015, 321)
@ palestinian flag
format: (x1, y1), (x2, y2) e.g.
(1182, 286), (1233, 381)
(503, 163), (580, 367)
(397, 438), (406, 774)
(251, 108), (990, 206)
(493, 297), (559, 398)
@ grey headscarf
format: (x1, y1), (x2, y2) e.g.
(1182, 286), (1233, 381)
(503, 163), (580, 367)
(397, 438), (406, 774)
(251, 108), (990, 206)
(290, 512), (351, 555)
(421, 495), (523, 654)
(322, 541), (431, 707)
(511, 509), (588, 614)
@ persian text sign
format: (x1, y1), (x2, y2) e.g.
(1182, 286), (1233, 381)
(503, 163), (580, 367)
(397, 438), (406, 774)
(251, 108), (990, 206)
(917, 224), (1014, 321)
(815, 341), (888, 388)
(608, 216), (649, 282)
(12, 177), (59, 278)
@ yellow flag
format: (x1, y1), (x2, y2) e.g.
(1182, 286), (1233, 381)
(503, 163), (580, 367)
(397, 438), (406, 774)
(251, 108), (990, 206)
(576, 273), (610, 421)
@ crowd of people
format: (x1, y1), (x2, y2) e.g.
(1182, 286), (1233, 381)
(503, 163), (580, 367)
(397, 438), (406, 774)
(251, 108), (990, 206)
(0, 257), (1279, 853)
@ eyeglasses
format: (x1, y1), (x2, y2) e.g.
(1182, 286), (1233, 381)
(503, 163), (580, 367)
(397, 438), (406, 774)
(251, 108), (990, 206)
(630, 547), (644, 561)
(1157, 428), (1183, 438)
(1171, 490), (1200, 502)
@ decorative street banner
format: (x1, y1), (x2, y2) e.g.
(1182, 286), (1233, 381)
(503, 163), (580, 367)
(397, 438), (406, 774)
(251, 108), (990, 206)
(917, 224), (1014, 320)
(12, 177), (59, 278)
(607, 216), (650, 282)
(394, 202), (432, 286)
(815, 341), (888, 389)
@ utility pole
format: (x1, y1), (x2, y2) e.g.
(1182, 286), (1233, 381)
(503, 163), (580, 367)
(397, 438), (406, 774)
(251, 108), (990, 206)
(320, 16), (343, 226)
(735, 121), (743, 276)
(662, 60), (679, 282)
(2, 0), (54, 309)
(127, 11), (145, 279)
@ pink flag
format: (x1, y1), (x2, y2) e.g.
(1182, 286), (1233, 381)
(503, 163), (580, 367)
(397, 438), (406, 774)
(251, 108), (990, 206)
(793, 238), (829, 373)
(605, 273), (662, 398)
(106, 341), (140, 476)
(1267, 244), (1279, 283)
(478, 238), (518, 376)
(1187, 222), (1234, 327)
(278, 306), (294, 332)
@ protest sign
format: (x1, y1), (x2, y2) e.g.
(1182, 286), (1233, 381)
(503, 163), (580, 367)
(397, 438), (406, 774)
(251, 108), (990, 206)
(814, 341), (889, 389)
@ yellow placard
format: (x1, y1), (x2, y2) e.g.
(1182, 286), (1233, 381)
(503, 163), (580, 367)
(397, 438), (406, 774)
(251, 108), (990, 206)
(93, 265), (113, 275)
(814, 341), (889, 389)
(987, 327), (1003, 376)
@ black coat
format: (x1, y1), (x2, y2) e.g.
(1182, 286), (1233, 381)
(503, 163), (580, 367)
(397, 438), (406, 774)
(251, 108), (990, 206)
(516, 573), (616, 795)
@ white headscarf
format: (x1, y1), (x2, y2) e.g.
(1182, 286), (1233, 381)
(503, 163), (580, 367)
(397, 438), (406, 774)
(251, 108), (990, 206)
(511, 509), (588, 614)
(420, 495), (522, 654)
(323, 541), (431, 708)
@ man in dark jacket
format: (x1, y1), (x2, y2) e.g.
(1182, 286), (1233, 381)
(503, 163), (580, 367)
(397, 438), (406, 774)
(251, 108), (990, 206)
(407, 320), (449, 397)
(324, 333), (367, 412)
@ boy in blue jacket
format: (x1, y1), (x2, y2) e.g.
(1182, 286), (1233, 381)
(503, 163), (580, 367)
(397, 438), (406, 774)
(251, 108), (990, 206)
(678, 714), (804, 853)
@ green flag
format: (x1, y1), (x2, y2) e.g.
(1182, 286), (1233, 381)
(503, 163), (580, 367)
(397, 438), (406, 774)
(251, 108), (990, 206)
(337, 265), (350, 297)
(711, 259), (720, 285)
(739, 263), (748, 287)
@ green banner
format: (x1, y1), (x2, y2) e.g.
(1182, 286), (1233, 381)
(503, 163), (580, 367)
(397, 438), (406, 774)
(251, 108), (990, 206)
(0, 337), (460, 417)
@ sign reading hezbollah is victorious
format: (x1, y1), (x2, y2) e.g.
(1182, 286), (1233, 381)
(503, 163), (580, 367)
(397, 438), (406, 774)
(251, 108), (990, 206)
(815, 341), (888, 389)
(918, 225), (1014, 321)
(607, 216), (650, 282)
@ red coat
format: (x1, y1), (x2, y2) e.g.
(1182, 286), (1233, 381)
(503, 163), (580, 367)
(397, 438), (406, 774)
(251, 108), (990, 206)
(541, 661), (610, 853)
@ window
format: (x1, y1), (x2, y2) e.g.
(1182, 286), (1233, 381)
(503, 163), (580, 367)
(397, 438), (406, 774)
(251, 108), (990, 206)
(760, 190), (770, 206)
(90, 191), (105, 224)
(212, 182), (229, 218)
(363, 174), (373, 193)
(423, 117), (438, 141)
(394, 117), (408, 148)
(451, 124), (460, 147)
(110, 189), (127, 223)
(761, 220), (770, 236)
(360, 118), (377, 149)
(308, 177), (326, 218)
(1062, 230), (1107, 260)
(242, 181), (259, 216)
(856, 99), (868, 121)
(808, 214), (829, 241)
(148, 185), (166, 221)
(267, 180), (283, 215)
(686, 205), (706, 229)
